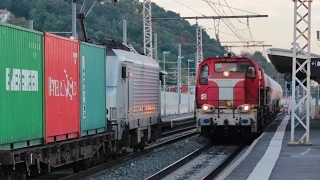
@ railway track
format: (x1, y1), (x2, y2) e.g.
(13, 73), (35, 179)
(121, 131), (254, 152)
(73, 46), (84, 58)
(29, 126), (197, 180)
(162, 125), (196, 137)
(145, 144), (245, 180)
(201, 145), (245, 180)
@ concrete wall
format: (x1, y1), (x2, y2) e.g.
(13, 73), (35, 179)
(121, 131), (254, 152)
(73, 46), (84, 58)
(160, 92), (195, 116)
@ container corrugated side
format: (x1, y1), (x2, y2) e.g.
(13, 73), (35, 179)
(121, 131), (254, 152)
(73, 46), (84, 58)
(0, 23), (44, 150)
(44, 32), (80, 143)
(80, 42), (106, 136)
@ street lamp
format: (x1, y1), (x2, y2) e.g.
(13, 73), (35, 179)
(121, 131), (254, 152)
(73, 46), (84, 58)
(163, 51), (170, 115)
(187, 59), (194, 112)
(178, 55), (184, 114)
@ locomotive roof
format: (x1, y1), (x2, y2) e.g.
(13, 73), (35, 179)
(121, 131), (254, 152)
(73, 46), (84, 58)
(202, 56), (252, 62)
(200, 56), (260, 67)
(107, 49), (160, 69)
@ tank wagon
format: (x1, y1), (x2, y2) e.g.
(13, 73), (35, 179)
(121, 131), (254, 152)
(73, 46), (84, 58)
(0, 23), (163, 180)
(195, 53), (283, 142)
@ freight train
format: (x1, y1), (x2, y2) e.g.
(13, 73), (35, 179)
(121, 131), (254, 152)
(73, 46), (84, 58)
(195, 53), (283, 143)
(0, 23), (164, 180)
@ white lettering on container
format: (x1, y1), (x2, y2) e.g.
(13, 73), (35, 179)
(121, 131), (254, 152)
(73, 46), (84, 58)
(82, 56), (86, 119)
(73, 52), (78, 65)
(6, 68), (38, 91)
(48, 69), (77, 100)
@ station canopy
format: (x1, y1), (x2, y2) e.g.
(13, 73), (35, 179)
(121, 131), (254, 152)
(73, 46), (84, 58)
(265, 48), (320, 84)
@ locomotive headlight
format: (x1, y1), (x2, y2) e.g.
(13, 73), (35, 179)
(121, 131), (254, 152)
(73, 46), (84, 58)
(201, 104), (215, 113)
(237, 104), (251, 113)
(223, 71), (230, 77)
(243, 105), (250, 111)
(202, 104), (209, 111)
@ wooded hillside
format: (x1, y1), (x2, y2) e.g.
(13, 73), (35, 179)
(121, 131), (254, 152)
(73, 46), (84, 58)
(0, 0), (282, 86)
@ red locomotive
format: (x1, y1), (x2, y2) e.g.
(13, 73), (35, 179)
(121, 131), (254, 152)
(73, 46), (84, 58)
(195, 53), (283, 142)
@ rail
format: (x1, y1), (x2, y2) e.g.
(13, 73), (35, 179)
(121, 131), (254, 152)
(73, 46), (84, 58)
(55, 131), (198, 180)
(145, 144), (211, 180)
(201, 144), (246, 180)
(145, 144), (245, 180)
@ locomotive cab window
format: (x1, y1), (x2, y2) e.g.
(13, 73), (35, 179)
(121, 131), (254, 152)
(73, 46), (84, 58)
(246, 66), (256, 79)
(214, 62), (256, 79)
(200, 65), (209, 85)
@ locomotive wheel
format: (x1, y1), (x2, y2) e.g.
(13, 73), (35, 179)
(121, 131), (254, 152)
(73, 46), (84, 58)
(5, 171), (14, 180)
(20, 173), (27, 180)
(139, 144), (145, 151)
(133, 146), (139, 152)
(104, 155), (111, 162)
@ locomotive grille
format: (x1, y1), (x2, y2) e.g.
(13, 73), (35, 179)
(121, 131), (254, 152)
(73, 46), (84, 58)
(131, 64), (159, 114)
(110, 107), (117, 120)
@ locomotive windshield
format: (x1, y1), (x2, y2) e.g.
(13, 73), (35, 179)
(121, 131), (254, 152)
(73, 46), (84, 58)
(214, 61), (255, 78)
(214, 62), (254, 73)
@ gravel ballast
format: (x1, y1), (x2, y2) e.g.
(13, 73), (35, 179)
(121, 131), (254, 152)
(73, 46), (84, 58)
(83, 135), (209, 180)
(163, 146), (238, 180)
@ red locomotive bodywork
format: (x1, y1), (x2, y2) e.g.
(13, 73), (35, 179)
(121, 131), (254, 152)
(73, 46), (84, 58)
(195, 55), (283, 140)
(196, 57), (260, 109)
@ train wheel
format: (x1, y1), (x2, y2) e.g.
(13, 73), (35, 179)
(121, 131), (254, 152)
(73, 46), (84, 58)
(80, 159), (90, 170)
(73, 162), (81, 173)
(209, 133), (220, 145)
(139, 143), (145, 151)
(241, 127), (253, 145)
(21, 173), (27, 180)
(104, 155), (111, 162)
(133, 147), (139, 152)
(5, 171), (14, 180)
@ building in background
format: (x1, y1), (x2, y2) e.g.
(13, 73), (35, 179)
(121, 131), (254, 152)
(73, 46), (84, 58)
(0, 9), (10, 23)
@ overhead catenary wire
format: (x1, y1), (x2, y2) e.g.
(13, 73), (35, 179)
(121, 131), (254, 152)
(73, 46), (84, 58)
(203, 0), (258, 53)
(168, 0), (263, 54)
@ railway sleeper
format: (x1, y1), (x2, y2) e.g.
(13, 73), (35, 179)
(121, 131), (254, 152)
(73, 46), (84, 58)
(0, 132), (117, 179)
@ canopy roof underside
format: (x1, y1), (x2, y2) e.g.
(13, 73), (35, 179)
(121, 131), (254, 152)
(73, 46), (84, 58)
(266, 48), (320, 84)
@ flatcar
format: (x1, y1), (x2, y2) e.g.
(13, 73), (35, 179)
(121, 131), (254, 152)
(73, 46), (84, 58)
(195, 53), (283, 142)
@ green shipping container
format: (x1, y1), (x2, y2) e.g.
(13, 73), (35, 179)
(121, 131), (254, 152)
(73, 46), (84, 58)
(80, 42), (106, 136)
(0, 23), (44, 150)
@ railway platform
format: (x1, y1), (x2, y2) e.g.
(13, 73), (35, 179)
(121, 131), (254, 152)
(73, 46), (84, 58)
(217, 114), (320, 180)
(161, 112), (195, 129)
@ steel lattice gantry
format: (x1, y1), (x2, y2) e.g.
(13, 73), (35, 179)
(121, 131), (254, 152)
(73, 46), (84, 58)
(143, 0), (153, 57)
(290, 0), (312, 146)
(196, 25), (203, 77)
(266, 0), (315, 146)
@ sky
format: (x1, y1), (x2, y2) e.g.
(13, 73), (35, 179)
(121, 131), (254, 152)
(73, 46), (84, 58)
(149, 0), (320, 56)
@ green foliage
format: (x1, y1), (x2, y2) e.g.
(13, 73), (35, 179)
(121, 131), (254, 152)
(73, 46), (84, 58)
(240, 51), (285, 86)
(7, 14), (29, 28)
(0, 0), (278, 86)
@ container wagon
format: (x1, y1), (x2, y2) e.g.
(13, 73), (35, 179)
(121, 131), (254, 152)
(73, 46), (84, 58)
(0, 23), (44, 151)
(0, 23), (164, 180)
(44, 32), (80, 143)
(80, 42), (107, 136)
(0, 24), (116, 180)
